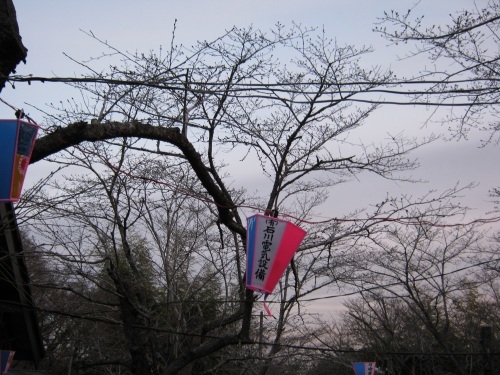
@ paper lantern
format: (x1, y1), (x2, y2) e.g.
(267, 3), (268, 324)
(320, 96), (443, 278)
(0, 119), (39, 202)
(353, 362), (376, 375)
(246, 214), (307, 294)
(0, 350), (15, 374)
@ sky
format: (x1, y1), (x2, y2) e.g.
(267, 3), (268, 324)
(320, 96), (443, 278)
(2, 1), (497, 219)
(1, 0), (498, 317)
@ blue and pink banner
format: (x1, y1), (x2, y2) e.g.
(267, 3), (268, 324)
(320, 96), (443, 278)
(353, 362), (376, 375)
(0, 119), (38, 202)
(246, 214), (306, 294)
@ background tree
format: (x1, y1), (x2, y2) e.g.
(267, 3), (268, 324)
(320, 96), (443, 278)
(375, 1), (500, 143)
(12, 23), (449, 374)
(1, 2), (498, 374)
(304, 210), (499, 375)
(21, 139), (242, 374)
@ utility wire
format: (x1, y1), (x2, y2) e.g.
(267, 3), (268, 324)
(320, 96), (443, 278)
(5, 75), (498, 106)
(2, 298), (499, 357)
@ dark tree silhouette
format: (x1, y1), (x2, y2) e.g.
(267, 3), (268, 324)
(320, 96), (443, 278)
(0, 0), (27, 92)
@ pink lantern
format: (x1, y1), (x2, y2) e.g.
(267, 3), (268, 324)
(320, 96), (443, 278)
(0, 119), (39, 202)
(246, 214), (307, 294)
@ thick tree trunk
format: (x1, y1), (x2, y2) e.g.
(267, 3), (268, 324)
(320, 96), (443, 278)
(106, 257), (157, 375)
(0, 0), (27, 91)
(117, 295), (155, 374)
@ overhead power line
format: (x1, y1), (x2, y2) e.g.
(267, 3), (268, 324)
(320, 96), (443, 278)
(3, 297), (499, 358)
(5, 75), (498, 106)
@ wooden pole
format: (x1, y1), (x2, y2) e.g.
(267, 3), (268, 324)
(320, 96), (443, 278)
(259, 310), (263, 359)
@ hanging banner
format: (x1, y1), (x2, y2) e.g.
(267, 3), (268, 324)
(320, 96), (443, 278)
(0, 119), (39, 202)
(246, 214), (307, 294)
(353, 362), (376, 375)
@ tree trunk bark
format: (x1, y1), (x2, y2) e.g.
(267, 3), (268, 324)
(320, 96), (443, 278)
(0, 0), (27, 91)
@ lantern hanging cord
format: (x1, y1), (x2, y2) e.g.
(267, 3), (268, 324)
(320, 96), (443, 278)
(74, 145), (500, 230)
(263, 293), (272, 317)
(36, 118), (500, 230)
(109, 161), (500, 228)
(0, 97), (38, 124)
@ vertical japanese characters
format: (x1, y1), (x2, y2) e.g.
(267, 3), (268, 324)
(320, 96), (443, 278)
(254, 218), (278, 281)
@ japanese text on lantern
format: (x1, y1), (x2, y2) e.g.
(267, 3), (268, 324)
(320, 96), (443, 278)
(367, 363), (374, 374)
(254, 219), (278, 281)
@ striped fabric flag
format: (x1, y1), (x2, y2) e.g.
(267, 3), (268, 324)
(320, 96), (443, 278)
(0, 119), (38, 202)
(0, 350), (15, 374)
